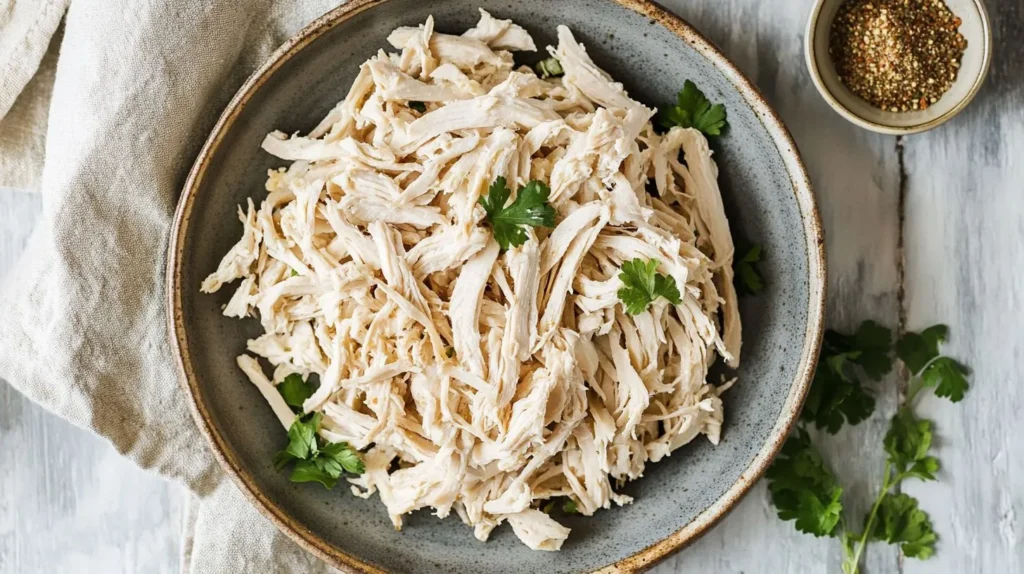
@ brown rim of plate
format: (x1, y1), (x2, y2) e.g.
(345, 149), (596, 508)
(166, 0), (827, 572)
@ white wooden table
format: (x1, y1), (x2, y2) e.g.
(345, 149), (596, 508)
(1, 0), (1021, 572)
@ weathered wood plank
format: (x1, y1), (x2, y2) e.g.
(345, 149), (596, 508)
(0, 190), (185, 574)
(652, 1), (903, 572)
(901, 1), (1024, 570)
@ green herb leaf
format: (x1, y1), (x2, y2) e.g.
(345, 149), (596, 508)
(920, 357), (970, 403)
(734, 243), (764, 295)
(801, 351), (876, 433)
(868, 493), (937, 559)
(824, 320), (894, 381)
(479, 177), (556, 251)
(290, 458), (338, 489)
(896, 325), (948, 375)
(658, 80), (728, 136)
(274, 412), (364, 488)
(409, 101), (427, 113)
(277, 373), (316, 410)
(884, 408), (938, 481)
(283, 412), (321, 460)
(562, 499), (579, 514)
(321, 441), (366, 475)
(273, 449), (296, 471)
(290, 269), (299, 277)
(765, 428), (844, 537)
(616, 258), (682, 315)
(535, 57), (564, 79)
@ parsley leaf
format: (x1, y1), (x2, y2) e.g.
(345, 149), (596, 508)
(283, 412), (321, 460)
(824, 320), (894, 381)
(290, 458), (339, 489)
(321, 442), (366, 475)
(896, 325), (948, 375)
(409, 101), (426, 113)
(921, 357), (970, 403)
(868, 493), (937, 559)
(274, 413), (365, 489)
(765, 428), (844, 537)
(898, 324), (970, 403)
(277, 373), (316, 410)
(562, 499), (579, 514)
(479, 177), (556, 251)
(884, 408), (939, 481)
(734, 243), (764, 295)
(802, 320), (897, 434)
(616, 258), (682, 315)
(535, 57), (564, 79)
(658, 80), (728, 136)
(801, 350), (876, 434)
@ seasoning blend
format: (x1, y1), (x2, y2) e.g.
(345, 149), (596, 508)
(828, 0), (968, 113)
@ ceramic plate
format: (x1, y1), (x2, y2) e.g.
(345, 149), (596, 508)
(168, 1), (826, 572)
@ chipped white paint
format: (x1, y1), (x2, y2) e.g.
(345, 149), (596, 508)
(0, 0), (1022, 572)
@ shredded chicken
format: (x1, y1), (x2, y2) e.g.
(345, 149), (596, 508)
(202, 10), (740, 551)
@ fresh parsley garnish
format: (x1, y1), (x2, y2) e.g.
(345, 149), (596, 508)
(658, 80), (728, 136)
(869, 493), (937, 559)
(767, 322), (969, 573)
(734, 243), (764, 295)
(800, 320), (892, 433)
(764, 428), (844, 537)
(894, 324), (947, 374)
(535, 57), (564, 79)
(478, 177), (556, 251)
(274, 412), (364, 489)
(896, 325), (969, 403)
(884, 407), (939, 482)
(409, 101), (427, 113)
(277, 373), (316, 411)
(616, 258), (682, 315)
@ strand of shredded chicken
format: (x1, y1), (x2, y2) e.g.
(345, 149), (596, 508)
(202, 10), (741, 552)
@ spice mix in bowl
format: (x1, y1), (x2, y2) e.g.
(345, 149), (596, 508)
(805, 0), (991, 134)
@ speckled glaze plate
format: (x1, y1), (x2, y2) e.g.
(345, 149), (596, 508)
(167, 1), (826, 572)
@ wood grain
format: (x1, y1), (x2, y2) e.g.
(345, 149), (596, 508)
(900, 1), (1024, 571)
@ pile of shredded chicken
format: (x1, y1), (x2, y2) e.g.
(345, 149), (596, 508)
(202, 10), (741, 551)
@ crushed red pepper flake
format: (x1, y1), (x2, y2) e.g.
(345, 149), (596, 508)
(829, 0), (968, 113)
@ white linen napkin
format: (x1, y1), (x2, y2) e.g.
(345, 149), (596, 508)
(0, 1), (351, 571)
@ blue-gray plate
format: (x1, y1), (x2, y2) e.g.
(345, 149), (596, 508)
(168, 0), (826, 572)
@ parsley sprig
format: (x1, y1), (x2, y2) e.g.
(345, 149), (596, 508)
(767, 321), (970, 574)
(658, 80), (728, 136)
(616, 258), (682, 315)
(277, 373), (316, 410)
(734, 242), (765, 295)
(479, 177), (556, 251)
(274, 412), (364, 489)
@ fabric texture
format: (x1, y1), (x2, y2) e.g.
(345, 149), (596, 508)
(0, 3), (63, 192)
(0, 1), (349, 572)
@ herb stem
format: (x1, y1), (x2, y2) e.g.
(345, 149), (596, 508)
(845, 461), (894, 574)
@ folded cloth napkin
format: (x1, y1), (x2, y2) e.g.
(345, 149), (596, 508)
(0, 1), (354, 571)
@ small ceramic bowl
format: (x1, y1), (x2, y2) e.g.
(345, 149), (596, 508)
(806, 0), (992, 135)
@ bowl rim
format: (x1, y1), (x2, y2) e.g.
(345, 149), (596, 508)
(166, 0), (827, 572)
(804, 0), (993, 136)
